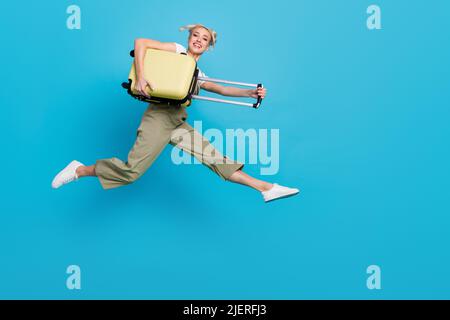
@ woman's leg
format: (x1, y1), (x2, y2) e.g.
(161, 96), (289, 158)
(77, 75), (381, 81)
(170, 123), (273, 192)
(227, 169), (273, 192)
(76, 165), (96, 177)
(52, 104), (176, 189)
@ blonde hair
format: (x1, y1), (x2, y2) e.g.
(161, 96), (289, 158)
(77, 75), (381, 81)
(179, 23), (217, 49)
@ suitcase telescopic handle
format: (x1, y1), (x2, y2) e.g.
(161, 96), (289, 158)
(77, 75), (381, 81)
(254, 84), (263, 109)
(193, 77), (264, 109)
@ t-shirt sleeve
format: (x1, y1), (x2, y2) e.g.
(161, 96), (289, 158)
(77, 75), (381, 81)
(198, 70), (208, 86)
(174, 42), (187, 54)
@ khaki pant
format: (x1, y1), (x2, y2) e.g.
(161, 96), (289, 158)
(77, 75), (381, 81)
(95, 102), (244, 190)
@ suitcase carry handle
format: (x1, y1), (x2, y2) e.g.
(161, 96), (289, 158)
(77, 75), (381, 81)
(193, 77), (264, 109)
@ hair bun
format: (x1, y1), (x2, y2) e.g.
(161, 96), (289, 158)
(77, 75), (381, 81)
(179, 23), (217, 48)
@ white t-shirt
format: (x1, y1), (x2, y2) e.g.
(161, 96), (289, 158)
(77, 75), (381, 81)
(174, 42), (208, 86)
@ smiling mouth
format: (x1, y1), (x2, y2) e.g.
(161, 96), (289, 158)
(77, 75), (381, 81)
(194, 43), (202, 49)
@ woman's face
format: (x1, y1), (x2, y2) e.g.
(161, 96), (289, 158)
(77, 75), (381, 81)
(188, 27), (211, 54)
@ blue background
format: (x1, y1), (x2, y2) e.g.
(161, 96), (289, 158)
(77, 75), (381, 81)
(1, 0), (449, 299)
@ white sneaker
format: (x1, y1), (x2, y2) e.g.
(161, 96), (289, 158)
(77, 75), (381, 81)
(51, 160), (84, 189)
(261, 183), (300, 202)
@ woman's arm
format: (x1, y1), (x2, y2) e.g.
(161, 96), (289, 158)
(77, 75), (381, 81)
(133, 39), (177, 96)
(201, 82), (266, 99)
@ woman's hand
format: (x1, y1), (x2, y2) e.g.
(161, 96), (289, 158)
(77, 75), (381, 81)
(135, 77), (156, 97)
(248, 87), (267, 99)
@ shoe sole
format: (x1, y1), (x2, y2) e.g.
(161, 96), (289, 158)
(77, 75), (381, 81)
(265, 190), (300, 203)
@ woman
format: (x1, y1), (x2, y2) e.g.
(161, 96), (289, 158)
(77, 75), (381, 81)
(51, 23), (299, 202)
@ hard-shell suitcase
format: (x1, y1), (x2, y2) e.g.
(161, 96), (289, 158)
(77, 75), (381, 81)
(121, 48), (263, 108)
